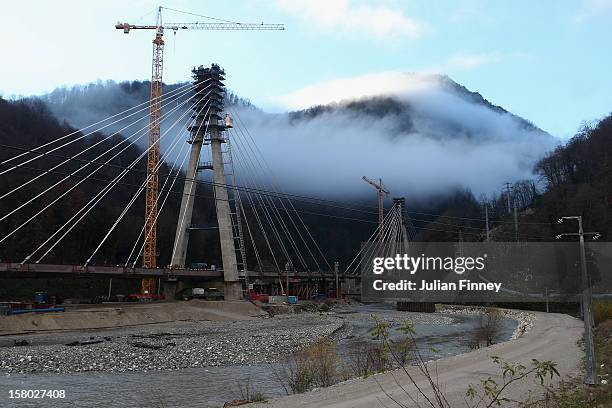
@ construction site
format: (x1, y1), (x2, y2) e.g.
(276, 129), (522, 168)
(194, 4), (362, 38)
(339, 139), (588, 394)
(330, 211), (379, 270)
(1, 3), (611, 408)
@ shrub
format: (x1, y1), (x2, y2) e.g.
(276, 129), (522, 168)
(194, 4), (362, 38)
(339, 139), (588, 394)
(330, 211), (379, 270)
(229, 379), (267, 405)
(467, 307), (503, 350)
(594, 300), (612, 325)
(345, 340), (391, 377)
(318, 303), (330, 312)
(273, 340), (339, 394)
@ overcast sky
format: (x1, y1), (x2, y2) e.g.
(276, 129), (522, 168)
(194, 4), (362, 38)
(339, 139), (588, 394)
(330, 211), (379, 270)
(2, 0), (611, 138)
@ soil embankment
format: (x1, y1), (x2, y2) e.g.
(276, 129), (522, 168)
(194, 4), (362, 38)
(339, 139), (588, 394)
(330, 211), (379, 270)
(0, 300), (266, 335)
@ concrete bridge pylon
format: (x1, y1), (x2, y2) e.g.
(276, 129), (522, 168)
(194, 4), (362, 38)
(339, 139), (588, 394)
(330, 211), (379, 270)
(170, 64), (241, 300)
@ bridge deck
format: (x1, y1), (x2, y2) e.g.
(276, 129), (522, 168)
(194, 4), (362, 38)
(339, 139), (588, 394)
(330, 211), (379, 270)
(0, 263), (340, 279)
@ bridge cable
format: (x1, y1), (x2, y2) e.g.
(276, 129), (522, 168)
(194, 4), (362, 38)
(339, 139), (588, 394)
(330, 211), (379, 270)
(169, 103), (215, 264)
(0, 82), (194, 168)
(21, 86), (212, 263)
(129, 88), (212, 266)
(230, 131), (310, 273)
(352, 205), (402, 276)
(343, 205), (400, 275)
(230, 107), (331, 270)
(124, 112), (194, 267)
(0, 86), (196, 203)
(230, 132), (301, 273)
(84, 97), (199, 266)
(0, 82), (198, 176)
(230, 108), (330, 272)
(0, 83), (211, 240)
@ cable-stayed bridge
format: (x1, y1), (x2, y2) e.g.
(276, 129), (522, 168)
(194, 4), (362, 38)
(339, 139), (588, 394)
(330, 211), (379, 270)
(0, 63), (420, 301)
(0, 61), (558, 303)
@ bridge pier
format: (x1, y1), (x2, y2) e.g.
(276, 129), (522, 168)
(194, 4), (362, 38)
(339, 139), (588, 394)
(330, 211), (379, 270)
(161, 280), (188, 300)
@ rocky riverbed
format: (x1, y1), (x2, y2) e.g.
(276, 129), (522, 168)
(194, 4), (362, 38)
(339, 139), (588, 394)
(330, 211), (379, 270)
(0, 304), (526, 376)
(0, 314), (344, 374)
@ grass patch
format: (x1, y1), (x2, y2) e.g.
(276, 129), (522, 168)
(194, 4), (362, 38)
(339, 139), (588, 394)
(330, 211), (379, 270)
(594, 300), (612, 325)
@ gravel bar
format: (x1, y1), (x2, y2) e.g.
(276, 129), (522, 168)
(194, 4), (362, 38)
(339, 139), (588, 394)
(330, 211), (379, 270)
(0, 314), (343, 374)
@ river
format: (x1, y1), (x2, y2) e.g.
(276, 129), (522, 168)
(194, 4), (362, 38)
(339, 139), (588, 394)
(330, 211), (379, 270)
(0, 304), (516, 407)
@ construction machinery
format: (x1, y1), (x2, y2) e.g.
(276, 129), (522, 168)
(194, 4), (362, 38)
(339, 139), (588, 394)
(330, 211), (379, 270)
(115, 7), (283, 295)
(362, 176), (389, 240)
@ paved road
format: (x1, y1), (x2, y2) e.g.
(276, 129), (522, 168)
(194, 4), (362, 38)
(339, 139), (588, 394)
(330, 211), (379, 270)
(258, 312), (583, 407)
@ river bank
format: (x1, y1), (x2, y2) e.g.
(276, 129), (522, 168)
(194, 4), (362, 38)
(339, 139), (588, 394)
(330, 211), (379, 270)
(0, 303), (521, 407)
(256, 311), (582, 408)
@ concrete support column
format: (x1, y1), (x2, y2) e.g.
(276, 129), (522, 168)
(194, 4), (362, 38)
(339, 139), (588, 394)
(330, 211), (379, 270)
(170, 138), (203, 267)
(210, 133), (241, 300)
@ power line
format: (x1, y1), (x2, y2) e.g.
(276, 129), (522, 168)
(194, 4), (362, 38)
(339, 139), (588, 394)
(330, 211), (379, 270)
(0, 144), (381, 216)
(2, 142), (556, 230)
(0, 162), (380, 225)
(17, 88), (209, 262)
(405, 209), (554, 225)
(1, 146), (556, 243)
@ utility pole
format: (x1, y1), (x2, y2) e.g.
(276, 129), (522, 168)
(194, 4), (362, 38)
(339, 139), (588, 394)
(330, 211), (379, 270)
(513, 197), (519, 242)
(334, 261), (340, 299)
(362, 176), (390, 240)
(504, 182), (512, 214)
(484, 203), (490, 242)
(557, 216), (601, 385)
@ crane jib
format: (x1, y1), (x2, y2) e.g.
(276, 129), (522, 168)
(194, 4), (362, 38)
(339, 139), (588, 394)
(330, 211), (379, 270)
(115, 22), (284, 33)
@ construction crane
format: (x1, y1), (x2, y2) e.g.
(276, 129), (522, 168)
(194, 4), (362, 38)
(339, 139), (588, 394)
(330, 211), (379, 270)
(116, 7), (284, 295)
(362, 176), (389, 240)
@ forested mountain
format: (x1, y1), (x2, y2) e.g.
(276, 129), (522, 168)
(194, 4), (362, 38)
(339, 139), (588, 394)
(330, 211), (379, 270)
(41, 75), (556, 200)
(446, 113), (612, 243)
(0, 96), (376, 269)
(0, 96), (498, 269)
(1, 80), (608, 271)
(289, 74), (545, 136)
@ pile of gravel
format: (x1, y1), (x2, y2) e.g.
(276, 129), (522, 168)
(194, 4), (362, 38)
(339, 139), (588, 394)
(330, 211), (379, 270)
(438, 305), (535, 339)
(332, 306), (458, 326)
(0, 315), (343, 374)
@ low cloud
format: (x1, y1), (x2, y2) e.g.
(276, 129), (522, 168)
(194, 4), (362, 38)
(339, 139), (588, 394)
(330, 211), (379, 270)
(41, 75), (559, 201)
(236, 76), (558, 199)
(274, 71), (441, 110)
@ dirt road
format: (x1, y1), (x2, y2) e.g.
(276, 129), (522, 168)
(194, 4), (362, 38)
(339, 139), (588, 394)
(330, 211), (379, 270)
(258, 312), (583, 407)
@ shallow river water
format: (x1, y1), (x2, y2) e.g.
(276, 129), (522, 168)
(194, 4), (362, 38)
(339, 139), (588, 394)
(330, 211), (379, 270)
(0, 304), (516, 407)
